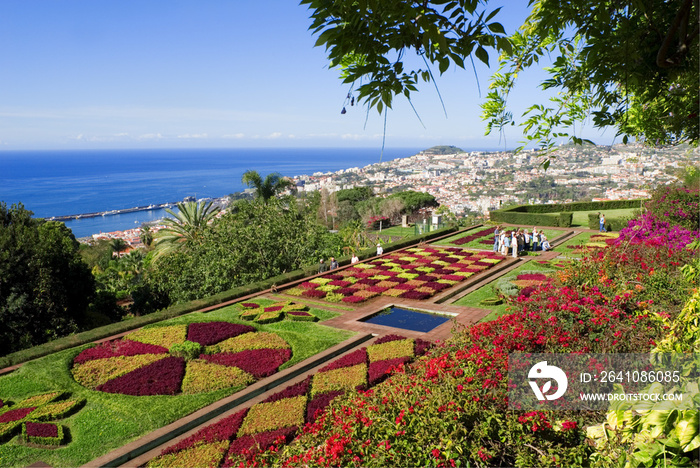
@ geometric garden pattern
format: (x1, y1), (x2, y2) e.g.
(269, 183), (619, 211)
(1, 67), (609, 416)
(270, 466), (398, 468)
(145, 334), (432, 467)
(71, 321), (291, 396)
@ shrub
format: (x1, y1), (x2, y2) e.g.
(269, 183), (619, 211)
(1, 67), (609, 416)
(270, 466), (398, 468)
(169, 341), (203, 360)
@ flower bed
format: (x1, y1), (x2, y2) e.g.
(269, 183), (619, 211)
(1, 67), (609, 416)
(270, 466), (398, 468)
(22, 422), (64, 446)
(71, 322), (292, 396)
(146, 335), (433, 467)
(0, 392), (84, 445)
(287, 247), (503, 304)
(449, 227), (496, 246)
(235, 301), (317, 324)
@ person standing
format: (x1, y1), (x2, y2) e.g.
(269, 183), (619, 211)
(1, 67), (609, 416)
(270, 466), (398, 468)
(532, 228), (539, 251)
(599, 213), (606, 232)
(524, 229), (531, 251)
(376, 243), (383, 256)
(511, 231), (518, 258)
(502, 231), (510, 256)
(318, 259), (327, 274)
(541, 235), (551, 251)
(493, 225), (501, 253)
(330, 257), (339, 270)
(351, 253), (359, 264)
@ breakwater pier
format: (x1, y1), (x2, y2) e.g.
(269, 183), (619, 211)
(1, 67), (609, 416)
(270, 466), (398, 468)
(47, 202), (177, 222)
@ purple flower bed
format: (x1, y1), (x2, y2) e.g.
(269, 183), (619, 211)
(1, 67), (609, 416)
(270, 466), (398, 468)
(287, 311), (312, 317)
(357, 278), (380, 286)
(73, 339), (168, 364)
(400, 290), (431, 300)
(240, 303), (259, 309)
(451, 227), (495, 245)
(25, 421), (58, 438)
(335, 287), (358, 296)
(305, 391), (345, 424)
(368, 357), (410, 386)
(415, 338), (433, 356)
(96, 357), (185, 396)
(415, 274), (438, 282)
(223, 426), (299, 467)
(187, 322), (255, 347)
(374, 334), (406, 345)
(328, 280), (351, 287)
(394, 283), (414, 290)
(0, 407), (36, 424)
(319, 348), (368, 372)
(342, 295), (367, 303)
(264, 306), (284, 312)
(367, 286), (388, 293)
(516, 273), (548, 282)
(263, 377), (312, 404)
(162, 409), (249, 456)
(201, 348), (292, 379)
(301, 289), (326, 298)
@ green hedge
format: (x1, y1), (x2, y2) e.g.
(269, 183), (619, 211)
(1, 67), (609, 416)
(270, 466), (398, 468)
(489, 199), (645, 227)
(587, 213), (629, 231)
(0, 225), (457, 370)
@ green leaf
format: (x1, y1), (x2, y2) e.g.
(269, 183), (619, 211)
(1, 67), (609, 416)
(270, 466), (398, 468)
(474, 46), (489, 66)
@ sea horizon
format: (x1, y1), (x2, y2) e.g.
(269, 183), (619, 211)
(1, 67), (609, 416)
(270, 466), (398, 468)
(2, 146), (455, 238)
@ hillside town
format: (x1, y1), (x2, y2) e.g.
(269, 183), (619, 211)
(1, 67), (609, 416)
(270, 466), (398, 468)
(292, 143), (695, 217)
(91, 143), (695, 248)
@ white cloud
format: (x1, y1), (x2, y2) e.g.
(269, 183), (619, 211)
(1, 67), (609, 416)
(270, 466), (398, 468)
(266, 132), (283, 139)
(138, 133), (164, 140)
(222, 133), (246, 139)
(177, 133), (208, 139)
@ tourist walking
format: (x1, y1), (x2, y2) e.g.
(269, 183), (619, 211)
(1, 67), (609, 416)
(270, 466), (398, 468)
(599, 213), (607, 232)
(532, 228), (539, 251)
(376, 243), (383, 256)
(318, 259), (327, 274)
(500, 231), (509, 256)
(511, 231), (518, 258)
(493, 225), (501, 253)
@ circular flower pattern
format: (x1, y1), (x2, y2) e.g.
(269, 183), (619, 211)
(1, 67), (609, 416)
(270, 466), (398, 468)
(71, 322), (292, 396)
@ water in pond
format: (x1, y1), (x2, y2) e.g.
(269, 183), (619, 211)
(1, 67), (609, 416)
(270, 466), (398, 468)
(361, 307), (450, 333)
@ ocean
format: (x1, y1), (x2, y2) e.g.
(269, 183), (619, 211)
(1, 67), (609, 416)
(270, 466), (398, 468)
(0, 147), (422, 238)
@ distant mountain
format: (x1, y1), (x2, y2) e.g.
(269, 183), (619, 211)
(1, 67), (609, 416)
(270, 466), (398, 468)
(422, 145), (464, 155)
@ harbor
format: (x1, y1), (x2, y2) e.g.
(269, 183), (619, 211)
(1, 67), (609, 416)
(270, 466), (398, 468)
(46, 201), (179, 222)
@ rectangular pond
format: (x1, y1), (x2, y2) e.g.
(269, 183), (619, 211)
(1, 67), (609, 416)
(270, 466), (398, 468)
(361, 306), (452, 333)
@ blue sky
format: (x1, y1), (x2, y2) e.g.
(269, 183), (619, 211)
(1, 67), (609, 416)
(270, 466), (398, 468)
(0, 1), (616, 151)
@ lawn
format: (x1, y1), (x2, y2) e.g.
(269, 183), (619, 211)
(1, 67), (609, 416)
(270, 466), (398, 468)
(568, 207), (641, 226)
(370, 225), (416, 237)
(0, 304), (354, 468)
(435, 226), (565, 249)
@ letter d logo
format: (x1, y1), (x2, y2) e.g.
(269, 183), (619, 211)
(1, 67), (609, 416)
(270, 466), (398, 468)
(528, 361), (568, 401)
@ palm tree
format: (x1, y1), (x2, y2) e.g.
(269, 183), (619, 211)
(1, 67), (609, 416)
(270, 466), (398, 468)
(110, 238), (129, 257)
(241, 170), (295, 202)
(152, 200), (220, 260)
(139, 226), (154, 247)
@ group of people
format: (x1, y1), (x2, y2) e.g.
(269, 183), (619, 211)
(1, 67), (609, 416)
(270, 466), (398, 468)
(493, 225), (551, 257)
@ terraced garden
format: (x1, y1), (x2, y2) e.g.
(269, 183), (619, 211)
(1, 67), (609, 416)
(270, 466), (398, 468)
(0, 305), (354, 467)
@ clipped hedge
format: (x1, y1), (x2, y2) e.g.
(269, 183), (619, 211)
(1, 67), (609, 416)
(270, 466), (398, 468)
(489, 199), (645, 227)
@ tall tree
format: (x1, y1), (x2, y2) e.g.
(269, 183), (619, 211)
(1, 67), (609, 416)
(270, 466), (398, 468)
(241, 170), (295, 202)
(302, 0), (698, 157)
(152, 200), (220, 260)
(0, 203), (95, 354)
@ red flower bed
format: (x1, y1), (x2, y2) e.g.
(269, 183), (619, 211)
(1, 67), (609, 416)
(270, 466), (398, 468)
(96, 357), (186, 396)
(415, 274), (438, 282)
(341, 295), (367, 303)
(299, 282), (319, 289)
(73, 340), (168, 364)
(301, 289), (326, 298)
(516, 273), (548, 282)
(422, 281), (451, 292)
(263, 306), (284, 312)
(374, 334), (405, 344)
(328, 280), (351, 287)
(334, 287), (357, 296)
(25, 421), (58, 438)
(201, 348), (292, 379)
(186, 322), (255, 347)
(366, 286), (388, 293)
